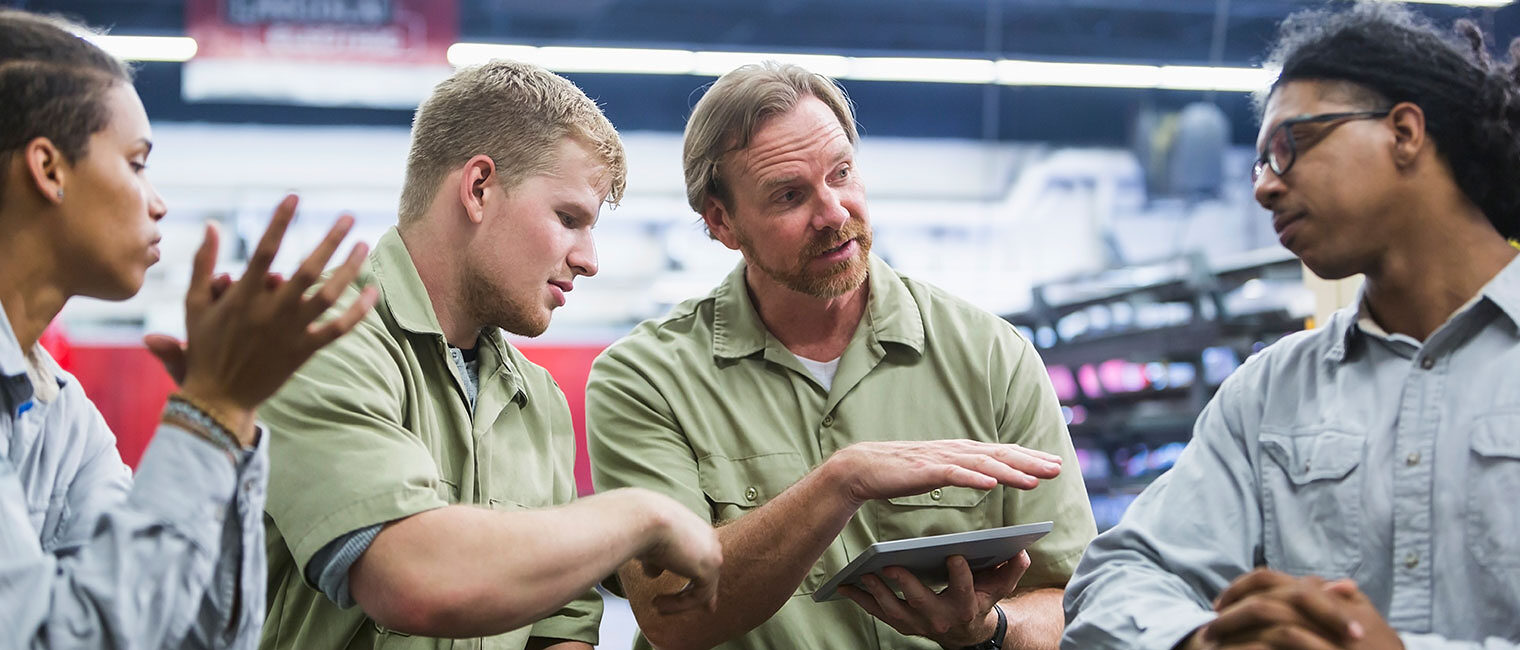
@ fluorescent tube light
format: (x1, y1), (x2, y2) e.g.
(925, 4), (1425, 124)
(998, 60), (1161, 88)
(849, 56), (997, 84)
(447, 42), (1280, 93)
(535, 46), (694, 74)
(692, 51), (851, 78)
(447, 43), (538, 67)
(1389, 0), (1511, 6)
(1156, 65), (1278, 92)
(449, 43), (695, 75)
(83, 34), (198, 62)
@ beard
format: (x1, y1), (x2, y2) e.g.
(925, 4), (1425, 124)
(461, 264), (550, 338)
(737, 218), (873, 299)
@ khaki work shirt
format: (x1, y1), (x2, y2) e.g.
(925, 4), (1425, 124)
(588, 254), (1096, 650)
(260, 228), (599, 650)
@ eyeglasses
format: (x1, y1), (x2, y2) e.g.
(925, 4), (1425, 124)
(1251, 110), (1390, 183)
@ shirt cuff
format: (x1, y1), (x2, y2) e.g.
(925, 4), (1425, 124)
(128, 424), (240, 552)
(235, 424), (269, 491)
(528, 621), (599, 646)
(311, 523), (382, 608)
(528, 597), (604, 646)
(1136, 607), (1216, 650)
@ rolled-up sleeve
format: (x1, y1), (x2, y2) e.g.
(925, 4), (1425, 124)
(0, 418), (263, 649)
(1062, 375), (1262, 650)
(586, 344), (704, 520)
(998, 334), (1097, 589)
(259, 318), (449, 584)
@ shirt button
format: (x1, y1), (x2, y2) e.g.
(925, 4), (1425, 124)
(1420, 357), (1435, 370)
(1406, 451), (1421, 466)
(744, 486), (758, 502)
(1404, 552), (1420, 569)
(930, 488), (943, 501)
(821, 414), (835, 428)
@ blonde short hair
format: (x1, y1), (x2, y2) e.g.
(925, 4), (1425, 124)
(398, 60), (626, 226)
(682, 62), (857, 225)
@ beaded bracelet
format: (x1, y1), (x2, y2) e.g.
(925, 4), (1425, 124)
(171, 392), (249, 445)
(161, 394), (244, 463)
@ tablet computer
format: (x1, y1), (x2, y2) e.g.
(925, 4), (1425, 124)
(812, 521), (1054, 602)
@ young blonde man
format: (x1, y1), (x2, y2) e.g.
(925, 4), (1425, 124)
(259, 61), (721, 650)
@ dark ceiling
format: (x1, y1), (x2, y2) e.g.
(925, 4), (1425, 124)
(6, 0), (1519, 145)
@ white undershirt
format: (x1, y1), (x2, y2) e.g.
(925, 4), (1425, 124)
(793, 353), (842, 391)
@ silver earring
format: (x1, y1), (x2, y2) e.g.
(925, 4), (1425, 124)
(55, 189), (63, 200)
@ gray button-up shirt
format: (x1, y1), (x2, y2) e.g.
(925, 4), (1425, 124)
(1064, 256), (1520, 650)
(0, 300), (268, 649)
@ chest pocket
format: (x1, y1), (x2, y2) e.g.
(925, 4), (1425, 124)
(374, 626), (485, 650)
(699, 452), (828, 592)
(375, 617), (524, 649)
(1258, 429), (1365, 576)
(1468, 414), (1520, 569)
(699, 452), (807, 523)
(870, 487), (994, 547)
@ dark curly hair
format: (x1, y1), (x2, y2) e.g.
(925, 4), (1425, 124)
(0, 9), (133, 205)
(1260, 2), (1520, 239)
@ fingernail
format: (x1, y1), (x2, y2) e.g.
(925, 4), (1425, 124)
(1348, 621), (1364, 639)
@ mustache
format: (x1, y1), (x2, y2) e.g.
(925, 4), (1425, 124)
(802, 220), (870, 258)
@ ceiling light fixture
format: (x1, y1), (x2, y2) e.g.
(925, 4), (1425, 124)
(448, 43), (1276, 93)
(1388, 0), (1511, 6)
(82, 34), (199, 62)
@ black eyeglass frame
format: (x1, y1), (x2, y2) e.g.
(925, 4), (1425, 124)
(1251, 110), (1391, 182)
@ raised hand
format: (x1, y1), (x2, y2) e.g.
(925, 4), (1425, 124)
(145, 195), (377, 444)
(829, 439), (1064, 506)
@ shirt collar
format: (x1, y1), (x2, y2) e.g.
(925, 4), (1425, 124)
(371, 227), (448, 338)
(1481, 253), (1520, 327)
(712, 252), (925, 360)
(0, 300), (32, 413)
(0, 300), (27, 382)
(0, 300), (67, 413)
(370, 227), (529, 404)
(1325, 254), (1520, 363)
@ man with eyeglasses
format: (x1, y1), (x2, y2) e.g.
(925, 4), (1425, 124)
(1064, 4), (1520, 649)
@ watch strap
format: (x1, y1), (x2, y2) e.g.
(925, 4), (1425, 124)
(962, 603), (1007, 650)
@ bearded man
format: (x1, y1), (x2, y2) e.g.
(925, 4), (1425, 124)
(586, 62), (1096, 650)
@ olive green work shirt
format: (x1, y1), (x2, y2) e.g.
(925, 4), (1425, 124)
(587, 254), (1097, 650)
(259, 228), (600, 650)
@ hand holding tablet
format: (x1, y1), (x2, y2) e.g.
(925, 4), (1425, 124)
(813, 521), (1054, 602)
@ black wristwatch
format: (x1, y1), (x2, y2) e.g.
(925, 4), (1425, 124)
(961, 604), (1007, 650)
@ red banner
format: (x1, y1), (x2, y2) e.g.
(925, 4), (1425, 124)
(183, 0), (457, 108)
(186, 0), (456, 65)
